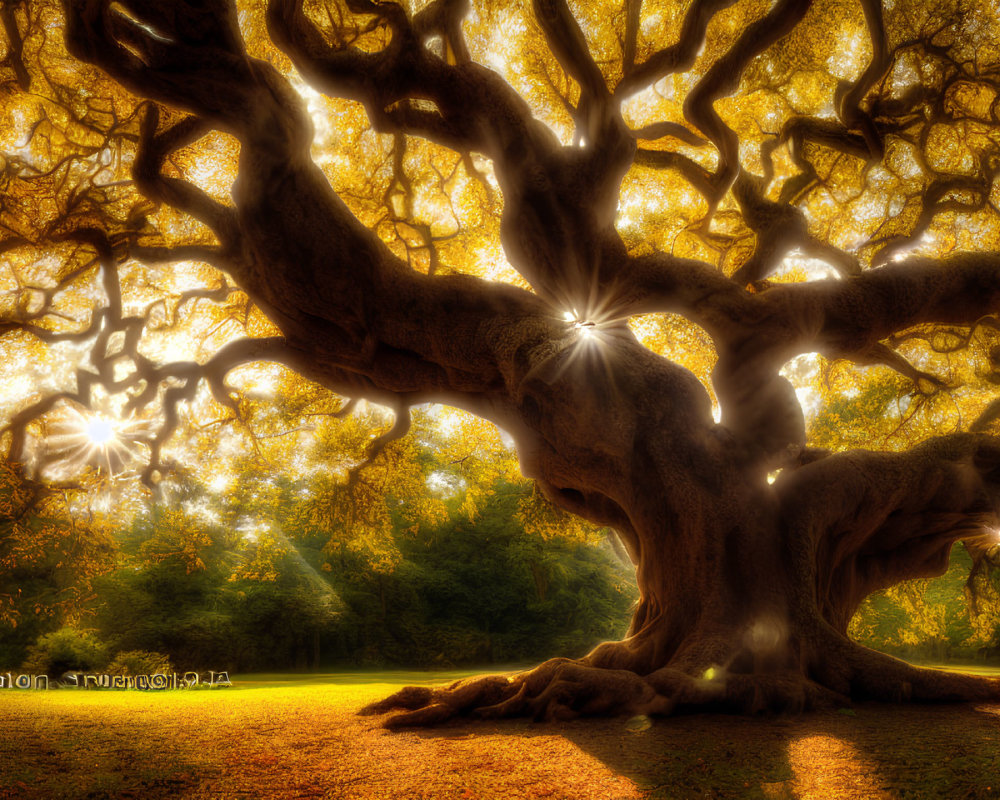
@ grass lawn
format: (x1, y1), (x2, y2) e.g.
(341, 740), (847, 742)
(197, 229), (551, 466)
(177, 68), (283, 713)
(1, 665), (999, 799)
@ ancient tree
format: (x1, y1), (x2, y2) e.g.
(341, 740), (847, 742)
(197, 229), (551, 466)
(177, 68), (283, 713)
(3, 0), (1000, 724)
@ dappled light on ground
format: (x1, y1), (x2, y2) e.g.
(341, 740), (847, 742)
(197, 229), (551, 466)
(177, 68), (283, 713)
(787, 735), (891, 799)
(1, 673), (999, 799)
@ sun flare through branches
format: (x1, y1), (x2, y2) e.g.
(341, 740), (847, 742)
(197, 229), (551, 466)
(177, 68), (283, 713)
(38, 406), (156, 480)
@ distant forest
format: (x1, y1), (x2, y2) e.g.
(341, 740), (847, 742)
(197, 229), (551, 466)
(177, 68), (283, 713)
(4, 456), (1000, 677)
(1, 468), (639, 675)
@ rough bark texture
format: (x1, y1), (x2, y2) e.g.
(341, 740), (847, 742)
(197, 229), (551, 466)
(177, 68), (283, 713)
(5, 0), (1000, 724)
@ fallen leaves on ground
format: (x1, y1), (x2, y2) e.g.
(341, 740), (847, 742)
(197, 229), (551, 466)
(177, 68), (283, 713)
(0, 678), (998, 799)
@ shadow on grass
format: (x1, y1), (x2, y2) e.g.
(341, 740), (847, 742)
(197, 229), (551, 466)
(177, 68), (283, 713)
(399, 701), (1000, 799)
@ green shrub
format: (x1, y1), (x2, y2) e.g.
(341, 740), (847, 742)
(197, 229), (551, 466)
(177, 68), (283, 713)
(106, 650), (173, 676)
(21, 628), (107, 677)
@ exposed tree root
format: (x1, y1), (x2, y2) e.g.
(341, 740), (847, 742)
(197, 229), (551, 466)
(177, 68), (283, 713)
(361, 656), (832, 728)
(360, 641), (1000, 729)
(833, 632), (1000, 703)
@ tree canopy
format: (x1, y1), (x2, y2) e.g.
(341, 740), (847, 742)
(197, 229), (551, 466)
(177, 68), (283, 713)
(3, 0), (1000, 724)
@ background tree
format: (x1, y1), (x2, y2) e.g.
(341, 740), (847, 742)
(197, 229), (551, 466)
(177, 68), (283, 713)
(0, 459), (115, 667)
(3, 0), (1000, 725)
(851, 544), (1000, 661)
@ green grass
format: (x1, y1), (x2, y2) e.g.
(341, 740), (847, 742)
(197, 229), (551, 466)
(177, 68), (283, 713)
(3, 661), (996, 711)
(233, 666), (525, 688)
(918, 662), (1000, 677)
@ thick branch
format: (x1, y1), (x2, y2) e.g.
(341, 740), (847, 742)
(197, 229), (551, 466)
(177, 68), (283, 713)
(62, 0), (261, 130)
(630, 121), (708, 147)
(60, 0), (564, 408)
(413, 0), (471, 64)
(757, 254), (1000, 362)
(1, 0), (30, 90)
(622, 250), (1000, 377)
(615, 0), (737, 98)
(133, 104), (239, 247)
(682, 0), (812, 202)
(729, 174), (860, 286)
(266, 0), (557, 161)
(532, 0), (606, 104)
(836, 0), (888, 161)
(777, 434), (1000, 633)
(634, 147), (714, 197)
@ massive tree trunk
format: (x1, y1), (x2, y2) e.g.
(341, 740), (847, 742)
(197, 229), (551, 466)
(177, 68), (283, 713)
(5, 0), (1000, 725)
(364, 417), (1000, 725)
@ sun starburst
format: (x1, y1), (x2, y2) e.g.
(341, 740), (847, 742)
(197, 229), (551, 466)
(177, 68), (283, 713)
(39, 405), (156, 478)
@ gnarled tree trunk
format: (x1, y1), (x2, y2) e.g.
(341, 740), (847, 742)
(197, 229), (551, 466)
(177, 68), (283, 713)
(364, 387), (1000, 725)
